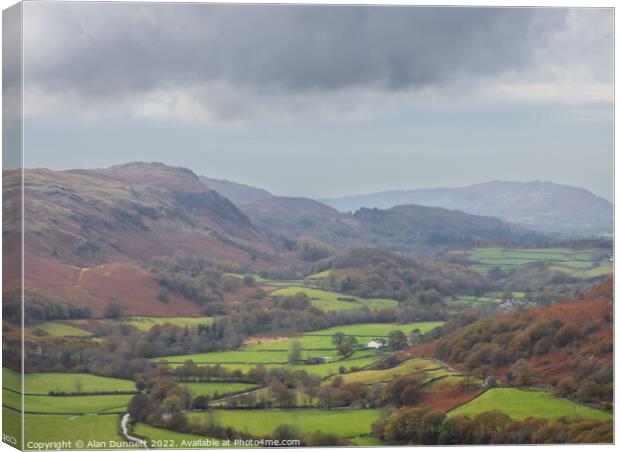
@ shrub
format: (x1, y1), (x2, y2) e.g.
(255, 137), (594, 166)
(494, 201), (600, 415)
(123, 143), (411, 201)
(157, 288), (171, 303)
(104, 299), (123, 318)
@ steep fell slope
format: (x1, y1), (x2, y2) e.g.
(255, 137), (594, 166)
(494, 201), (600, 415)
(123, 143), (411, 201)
(3, 162), (281, 315)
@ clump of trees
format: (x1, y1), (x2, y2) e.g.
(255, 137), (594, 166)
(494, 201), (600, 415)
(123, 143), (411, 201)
(104, 299), (123, 318)
(373, 407), (613, 444)
(381, 375), (421, 406)
(484, 262), (604, 304)
(275, 293), (311, 310)
(3, 286), (91, 325)
(297, 236), (334, 262)
(150, 254), (257, 305)
(317, 376), (382, 409)
(128, 370), (257, 441)
(332, 333), (358, 357)
(313, 247), (489, 304)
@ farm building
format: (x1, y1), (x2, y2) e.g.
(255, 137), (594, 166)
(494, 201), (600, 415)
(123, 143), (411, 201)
(366, 338), (386, 349)
(501, 299), (526, 310)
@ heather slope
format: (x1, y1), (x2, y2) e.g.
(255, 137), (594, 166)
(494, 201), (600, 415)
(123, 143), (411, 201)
(3, 163), (284, 315)
(433, 278), (613, 408)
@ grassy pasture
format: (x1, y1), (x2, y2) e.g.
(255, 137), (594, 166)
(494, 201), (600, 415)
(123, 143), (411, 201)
(549, 263), (613, 278)
(23, 413), (126, 446)
(448, 388), (612, 421)
(269, 286), (398, 312)
(187, 408), (382, 437)
(305, 270), (332, 280)
(180, 382), (258, 398)
(153, 349), (291, 364)
(118, 316), (215, 331)
(329, 358), (442, 385)
(451, 295), (497, 306)
(3, 367), (21, 392)
(4, 391), (134, 414)
(2, 407), (21, 448)
(155, 323), (441, 356)
(421, 374), (466, 390)
(152, 322), (442, 376)
(467, 247), (610, 276)
(350, 436), (385, 446)
(133, 424), (228, 448)
(35, 321), (93, 337)
(69, 316), (215, 332)
(3, 388), (132, 414)
(305, 322), (443, 338)
(3, 389), (21, 410)
(421, 367), (455, 382)
(156, 350), (381, 378)
(2, 368), (136, 394)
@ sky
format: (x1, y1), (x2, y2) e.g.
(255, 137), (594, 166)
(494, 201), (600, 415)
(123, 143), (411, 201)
(12, 3), (614, 200)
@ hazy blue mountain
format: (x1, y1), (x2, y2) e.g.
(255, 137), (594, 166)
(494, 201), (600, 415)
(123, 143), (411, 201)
(320, 181), (612, 238)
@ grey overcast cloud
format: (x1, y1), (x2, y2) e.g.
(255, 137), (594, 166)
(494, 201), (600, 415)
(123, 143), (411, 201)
(19, 3), (613, 199)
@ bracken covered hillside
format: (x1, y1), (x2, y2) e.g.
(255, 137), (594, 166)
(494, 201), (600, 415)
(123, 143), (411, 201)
(434, 278), (613, 408)
(2, 162), (286, 315)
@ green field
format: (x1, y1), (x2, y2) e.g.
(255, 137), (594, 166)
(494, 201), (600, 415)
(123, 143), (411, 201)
(23, 413), (127, 447)
(36, 321), (93, 337)
(180, 382), (258, 398)
(68, 316), (215, 332)
(250, 322), (443, 351)
(421, 374), (467, 390)
(187, 408), (382, 437)
(305, 270), (332, 280)
(151, 322), (442, 377)
(3, 389), (133, 414)
(329, 357), (469, 390)
(134, 423), (229, 448)
(3, 390), (22, 410)
(3, 368), (136, 394)
(2, 407), (21, 448)
(549, 264), (613, 278)
(153, 349), (291, 364)
(156, 350), (381, 378)
(117, 316), (215, 331)
(304, 322), (443, 338)
(448, 388), (612, 421)
(3, 367), (21, 392)
(350, 436), (385, 446)
(451, 295), (498, 305)
(467, 247), (611, 276)
(269, 286), (399, 312)
(329, 357), (442, 385)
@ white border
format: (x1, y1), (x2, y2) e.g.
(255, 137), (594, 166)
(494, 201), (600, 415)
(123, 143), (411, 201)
(0, 2), (616, 452)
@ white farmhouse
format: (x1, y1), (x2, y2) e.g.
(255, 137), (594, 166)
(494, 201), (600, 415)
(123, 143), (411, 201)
(366, 339), (386, 349)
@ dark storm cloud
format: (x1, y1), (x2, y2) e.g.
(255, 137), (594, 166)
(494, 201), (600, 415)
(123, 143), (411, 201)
(24, 3), (565, 100)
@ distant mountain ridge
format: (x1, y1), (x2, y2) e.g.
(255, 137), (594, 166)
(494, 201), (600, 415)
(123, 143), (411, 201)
(242, 195), (544, 258)
(320, 181), (612, 238)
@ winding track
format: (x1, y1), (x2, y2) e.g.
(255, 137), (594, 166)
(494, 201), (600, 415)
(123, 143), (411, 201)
(120, 413), (148, 448)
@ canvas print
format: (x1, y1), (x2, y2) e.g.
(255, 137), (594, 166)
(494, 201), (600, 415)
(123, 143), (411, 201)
(1, 1), (614, 449)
